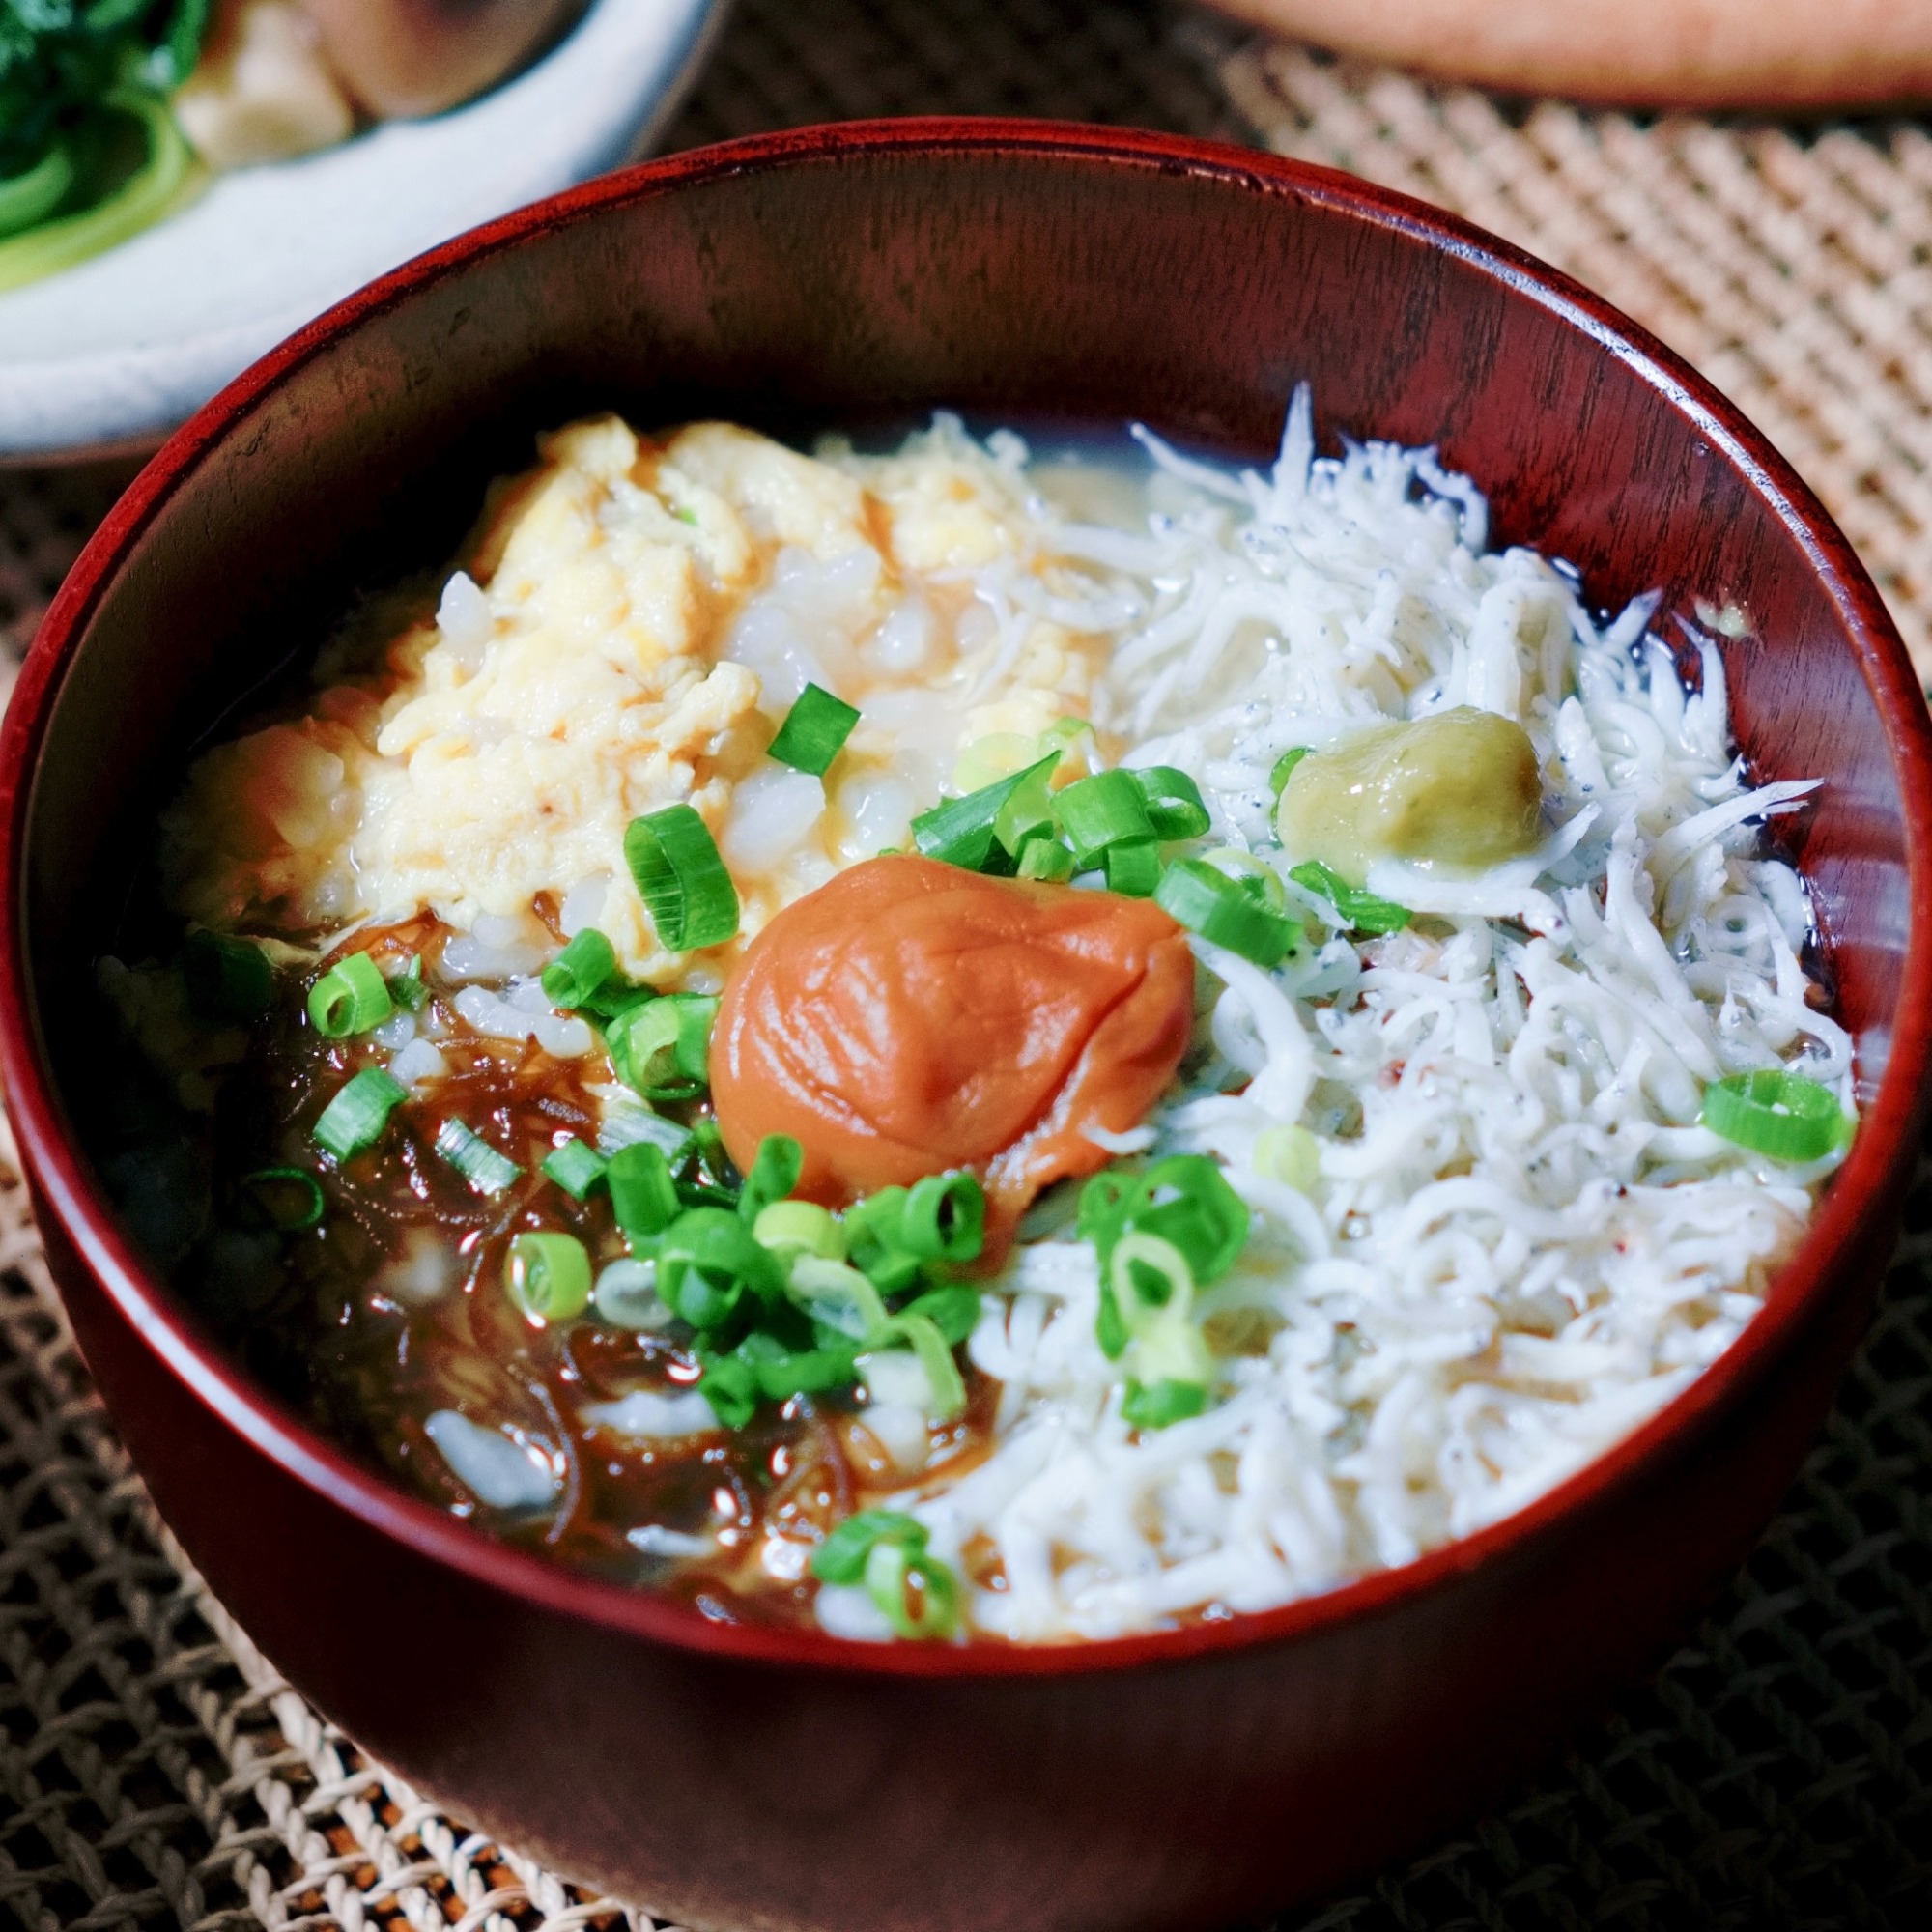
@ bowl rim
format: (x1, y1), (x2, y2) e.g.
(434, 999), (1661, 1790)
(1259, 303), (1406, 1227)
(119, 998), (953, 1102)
(4, 116), (1929, 1682)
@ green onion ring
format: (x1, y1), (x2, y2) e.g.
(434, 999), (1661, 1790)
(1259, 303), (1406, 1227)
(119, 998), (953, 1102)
(1700, 1069), (1850, 1161)
(505, 1232), (592, 1324)
(311, 1067), (407, 1162)
(239, 1167), (325, 1233)
(307, 951), (394, 1037)
(766, 682), (861, 776)
(624, 804), (740, 951)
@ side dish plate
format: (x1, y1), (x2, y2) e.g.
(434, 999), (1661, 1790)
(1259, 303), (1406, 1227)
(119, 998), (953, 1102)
(0, 0), (722, 461)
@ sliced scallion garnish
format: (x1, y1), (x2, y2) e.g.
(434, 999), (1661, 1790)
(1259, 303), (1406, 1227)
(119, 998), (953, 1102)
(0, 141), (72, 240)
(1016, 838), (1075, 882)
(695, 1350), (760, 1429)
(540, 1137), (608, 1201)
(1288, 859), (1410, 935)
(607, 993), (716, 1099)
(869, 1311), (968, 1419)
(808, 1510), (958, 1640)
(541, 928), (617, 1009)
(1155, 857), (1301, 966)
(239, 1167), (325, 1233)
(753, 1199), (845, 1264)
(390, 954), (427, 1010)
(624, 804), (740, 951)
(910, 754), (1059, 871)
(181, 930), (273, 1024)
(766, 683), (860, 776)
(1122, 1378), (1209, 1429)
(1700, 1069), (1850, 1162)
(608, 1140), (680, 1241)
(1268, 747), (1310, 796)
(312, 1067), (408, 1162)
(434, 1119), (522, 1196)
(1053, 769), (1153, 867)
(1132, 766), (1211, 840)
(657, 1207), (785, 1332)
(308, 951), (394, 1037)
(505, 1232), (592, 1324)
(738, 1133), (803, 1224)
(1103, 837), (1160, 897)
(898, 1171), (985, 1263)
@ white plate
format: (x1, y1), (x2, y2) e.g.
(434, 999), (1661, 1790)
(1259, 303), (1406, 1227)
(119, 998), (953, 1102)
(0, 0), (723, 459)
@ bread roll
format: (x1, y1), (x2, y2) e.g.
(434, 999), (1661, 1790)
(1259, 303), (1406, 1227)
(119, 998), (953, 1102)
(1210, 0), (1932, 107)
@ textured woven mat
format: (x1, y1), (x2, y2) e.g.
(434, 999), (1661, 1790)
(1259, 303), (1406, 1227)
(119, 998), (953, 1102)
(2, 4), (1930, 1928)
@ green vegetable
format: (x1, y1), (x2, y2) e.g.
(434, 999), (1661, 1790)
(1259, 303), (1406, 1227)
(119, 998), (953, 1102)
(867, 1311), (967, 1419)
(911, 754), (1058, 871)
(312, 1067), (407, 1162)
(1053, 769), (1153, 866)
(1132, 766), (1211, 840)
(0, 90), (199, 295)
(696, 1350), (759, 1429)
(0, 138), (71, 238)
(1016, 838), (1075, 882)
(607, 992), (716, 1100)
(1700, 1069), (1851, 1162)
(624, 804), (739, 951)
(307, 952), (393, 1038)
(433, 1119), (521, 1196)
(1268, 747), (1310, 795)
(809, 1510), (959, 1639)
(608, 1141), (681, 1241)
(505, 1232), (592, 1324)
(1288, 859), (1410, 936)
(766, 682), (860, 776)
(738, 1133), (803, 1224)
(390, 954), (426, 1010)
(753, 1199), (844, 1264)
(1155, 857), (1302, 965)
(1103, 837), (1160, 897)
(540, 1138), (608, 1201)
(898, 1170), (985, 1262)
(657, 1207), (785, 1335)
(180, 929), (272, 1023)
(238, 1167), (324, 1233)
(541, 928), (617, 1009)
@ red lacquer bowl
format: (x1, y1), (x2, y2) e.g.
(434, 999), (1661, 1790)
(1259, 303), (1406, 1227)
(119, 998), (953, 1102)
(3, 123), (1929, 1932)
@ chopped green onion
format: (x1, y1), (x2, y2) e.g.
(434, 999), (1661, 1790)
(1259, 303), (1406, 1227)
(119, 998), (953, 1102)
(504, 1232), (592, 1324)
(599, 1101), (694, 1167)
(1017, 838), (1075, 882)
(607, 993), (716, 1099)
(434, 1119), (522, 1196)
(312, 1067), (408, 1162)
(786, 1253), (891, 1342)
(1202, 848), (1289, 911)
(1268, 747), (1311, 796)
(1124, 1156), (1249, 1283)
(239, 1167), (325, 1233)
(676, 1176), (742, 1210)
(0, 141), (73, 241)
(594, 1257), (668, 1330)
(810, 1508), (927, 1584)
(868, 1312), (968, 1419)
(1288, 860), (1410, 935)
(865, 1536), (960, 1639)
(624, 804), (740, 951)
(307, 951), (394, 1038)
(1104, 838), (1161, 897)
(1700, 1069), (1851, 1161)
(696, 1350), (760, 1429)
(1109, 1231), (1195, 1334)
(899, 1171), (985, 1262)
(912, 754), (1059, 871)
(739, 1134), (803, 1224)
(657, 1208), (785, 1334)
(181, 930), (273, 1024)
(900, 1283), (981, 1346)
(842, 1185), (924, 1293)
(753, 1199), (846, 1264)
(1053, 769), (1153, 866)
(541, 1137), (608, 1201)
(1155, 858), (1301, 966)
(767, 683), (860, 776)
(608, 1141), (681, 1241)
(1038, 716), (1094, 768)
(1133, 767), (1211, 840)
(993, 759), (1059, 858)
(390, 954), (427, 1010)
(1122, 1378), (1209, 1430)
(735, 1329), (862, 1400)
(541, 928), (617, 1009)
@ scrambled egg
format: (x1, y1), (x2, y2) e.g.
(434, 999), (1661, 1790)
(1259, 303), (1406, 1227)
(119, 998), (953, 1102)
(162, 415), (1108, 980)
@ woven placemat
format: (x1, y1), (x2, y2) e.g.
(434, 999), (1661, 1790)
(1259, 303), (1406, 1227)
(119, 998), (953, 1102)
(2, 6), (1929, 1929)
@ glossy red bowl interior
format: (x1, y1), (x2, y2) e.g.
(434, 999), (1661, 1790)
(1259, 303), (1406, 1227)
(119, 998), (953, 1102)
(4, 122), (1930, 1932)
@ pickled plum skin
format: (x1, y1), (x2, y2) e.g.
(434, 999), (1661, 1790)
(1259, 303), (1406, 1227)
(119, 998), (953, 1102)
(710, 856), (1194, 1247)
